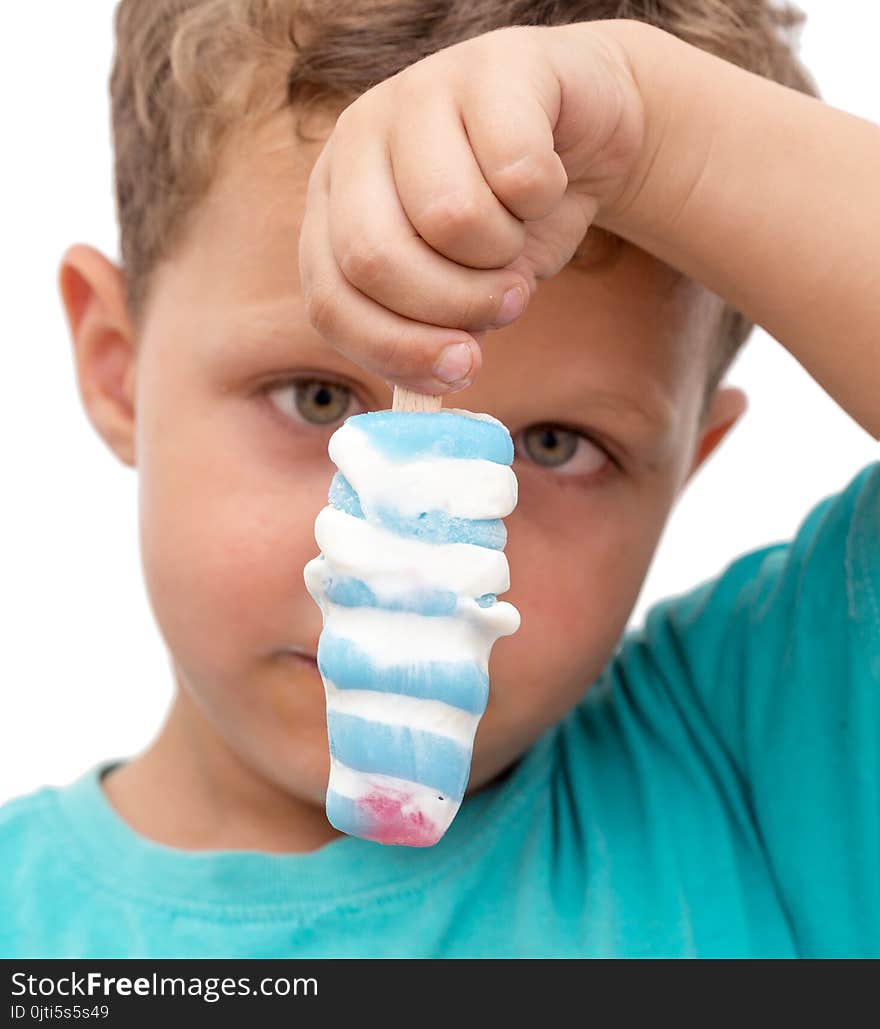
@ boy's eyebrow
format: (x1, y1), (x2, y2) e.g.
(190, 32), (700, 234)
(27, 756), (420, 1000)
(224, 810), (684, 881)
(566, 384), (675, 435)
(210, 302), (349, 366)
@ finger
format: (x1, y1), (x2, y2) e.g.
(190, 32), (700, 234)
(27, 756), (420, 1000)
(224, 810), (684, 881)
(328, 129), (529, 331)
(388, 84), (526, 270)
(517, 191), (599, 282)
(299, 150), (483, 393)
(459, 55), (569, 223)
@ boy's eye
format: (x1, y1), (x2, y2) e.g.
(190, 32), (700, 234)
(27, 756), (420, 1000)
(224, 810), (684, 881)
(268, 378), (354, 426)
(517, 424), (608, 476)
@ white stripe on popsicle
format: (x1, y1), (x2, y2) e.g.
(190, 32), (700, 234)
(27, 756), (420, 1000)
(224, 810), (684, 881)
(314, 506), (512, 598)
(323, 680), (481, 745)
(320, 601), (497, 668)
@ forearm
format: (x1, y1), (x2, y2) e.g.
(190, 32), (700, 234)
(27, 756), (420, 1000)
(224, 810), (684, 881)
(594, 20), (880, 439)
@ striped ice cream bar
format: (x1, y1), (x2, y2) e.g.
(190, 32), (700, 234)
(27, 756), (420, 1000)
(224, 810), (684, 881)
(304, 409), (520, 847)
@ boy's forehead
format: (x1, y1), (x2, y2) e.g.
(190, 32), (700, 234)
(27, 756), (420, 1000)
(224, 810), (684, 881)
(180, 115), (323, 290)
(470, 261), (718, 434)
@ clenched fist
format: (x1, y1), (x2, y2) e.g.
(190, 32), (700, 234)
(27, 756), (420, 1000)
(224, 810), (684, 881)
(298, 21), (647, 394)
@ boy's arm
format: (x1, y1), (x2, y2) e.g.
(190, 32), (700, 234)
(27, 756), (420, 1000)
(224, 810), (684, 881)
(594, 20), (880, 440)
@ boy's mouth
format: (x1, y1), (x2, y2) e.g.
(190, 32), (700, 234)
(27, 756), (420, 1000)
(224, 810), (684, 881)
(282, 647), (319, 669)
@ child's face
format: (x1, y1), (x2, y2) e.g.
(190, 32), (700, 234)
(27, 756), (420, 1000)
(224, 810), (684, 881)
(72, 114), (741, 818)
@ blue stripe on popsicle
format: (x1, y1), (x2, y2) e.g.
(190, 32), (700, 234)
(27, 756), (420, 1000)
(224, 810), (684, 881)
(345, 411), (514, 465)
(318, 631), (489, 714)
(328, 473), (507, 549)
(322, 574), (458, 616)
(327, 712), (472, 801)
(328, 473), (364, 518)
(325, 791), (377, 840)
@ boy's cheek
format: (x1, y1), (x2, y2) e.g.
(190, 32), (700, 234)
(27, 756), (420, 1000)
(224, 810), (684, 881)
(499, 524), (653, 702)
(138, 470), (325, 665)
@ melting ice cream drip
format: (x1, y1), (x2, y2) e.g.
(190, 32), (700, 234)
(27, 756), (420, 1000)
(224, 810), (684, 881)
(304, 409), (520, 846)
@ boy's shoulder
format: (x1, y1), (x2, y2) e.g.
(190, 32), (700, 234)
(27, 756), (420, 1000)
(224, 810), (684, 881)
(0, 784), (55, 952)
(589, 459), (880, 954)
(0, 780), (58, 850)
(0, 768), (110, 957)
(620, 458), (880, 697)
(0, 764), (118, 862)
(0, 778), (71, 876)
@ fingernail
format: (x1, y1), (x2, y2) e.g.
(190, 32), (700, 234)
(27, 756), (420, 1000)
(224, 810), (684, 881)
(433, 342), (474, 385)
(492, 285), (525, 328)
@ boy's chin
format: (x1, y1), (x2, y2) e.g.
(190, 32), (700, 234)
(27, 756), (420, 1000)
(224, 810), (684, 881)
(242, 743), (332, 808)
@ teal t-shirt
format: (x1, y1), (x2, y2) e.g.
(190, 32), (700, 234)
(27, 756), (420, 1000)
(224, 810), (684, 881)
(2, 463), (878, 958)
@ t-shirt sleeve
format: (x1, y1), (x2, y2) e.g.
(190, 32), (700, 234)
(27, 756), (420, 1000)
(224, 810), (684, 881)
(618, 461), (880, 952)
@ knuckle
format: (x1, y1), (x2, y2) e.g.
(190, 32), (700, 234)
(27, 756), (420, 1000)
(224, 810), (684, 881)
(492, 153), (553, 205)
(374, 330), (426, 380)
(375, 333), (403, 372)
(304, 280), (337, 337)
(339, 237), (391, 289)
(456, 288), (493, 330)
(418, 193), (483, 244)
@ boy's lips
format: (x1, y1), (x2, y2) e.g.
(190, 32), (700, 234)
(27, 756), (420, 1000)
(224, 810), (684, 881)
(283, 647), (319, 668)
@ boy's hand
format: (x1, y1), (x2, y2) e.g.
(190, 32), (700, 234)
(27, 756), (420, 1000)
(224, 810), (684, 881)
(298, 22), (645, 394)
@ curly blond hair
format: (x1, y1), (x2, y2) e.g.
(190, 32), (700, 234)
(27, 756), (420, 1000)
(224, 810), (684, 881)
(111, 0), (819, 394)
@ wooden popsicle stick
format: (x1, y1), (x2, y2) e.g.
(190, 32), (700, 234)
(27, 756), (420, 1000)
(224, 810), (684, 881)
(392, 386), (443, 413)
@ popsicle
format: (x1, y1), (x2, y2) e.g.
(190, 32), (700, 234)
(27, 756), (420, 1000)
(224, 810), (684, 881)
(304, 388), (520, 846)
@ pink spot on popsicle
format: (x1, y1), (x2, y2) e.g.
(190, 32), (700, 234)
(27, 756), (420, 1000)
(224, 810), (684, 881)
(359, 791), (443, 847)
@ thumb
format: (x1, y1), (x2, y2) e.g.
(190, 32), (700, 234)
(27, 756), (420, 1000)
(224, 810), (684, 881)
(508, 191), (600, 291)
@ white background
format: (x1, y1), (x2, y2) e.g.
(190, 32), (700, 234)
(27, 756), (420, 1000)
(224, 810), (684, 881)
(1, 1), (877, 803)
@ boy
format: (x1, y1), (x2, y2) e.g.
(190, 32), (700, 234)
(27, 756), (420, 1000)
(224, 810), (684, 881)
(1, 0), (877, 957)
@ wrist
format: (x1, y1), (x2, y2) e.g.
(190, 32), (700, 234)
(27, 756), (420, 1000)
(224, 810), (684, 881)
(581, 18), (718, 236)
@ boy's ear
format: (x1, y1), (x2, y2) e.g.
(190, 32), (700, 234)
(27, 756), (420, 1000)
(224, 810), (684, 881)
(684, 384), (748, 485)
(59, 244), (138, 468)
